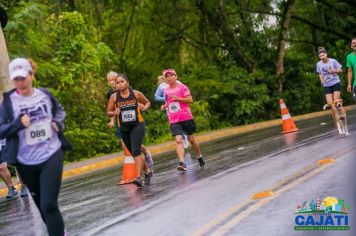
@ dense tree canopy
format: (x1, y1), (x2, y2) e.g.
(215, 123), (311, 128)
(1, 0), (355, 161)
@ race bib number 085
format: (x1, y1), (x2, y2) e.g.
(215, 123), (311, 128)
(25, 122), (53, 145)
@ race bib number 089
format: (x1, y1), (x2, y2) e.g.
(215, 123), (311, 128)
(25, 122), (53, 145)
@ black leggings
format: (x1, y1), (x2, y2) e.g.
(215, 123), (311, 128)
(16, 149), (64, 236)
(121, 122), (145, 157)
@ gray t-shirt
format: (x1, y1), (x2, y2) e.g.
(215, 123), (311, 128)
(316, 58), (342, 87)
(10, 89), (61, 165)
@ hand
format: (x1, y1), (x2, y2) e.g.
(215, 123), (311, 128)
(108, 120), (114, 128)
(347, 84), (352, 93)
(172, 95), (180, 102)
(52, 122), (59, 132)
(160, 104), (167, 111)
(21, 114), (31, 128)
(138, 103), (146, 111)
(114, 108), (121, 116)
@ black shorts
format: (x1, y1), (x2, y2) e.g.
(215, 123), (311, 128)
(170, 119), (196, 136)
(323, 83), (340, 95)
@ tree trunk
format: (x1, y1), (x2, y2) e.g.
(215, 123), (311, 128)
(0, 26), (13, 99)
(276, 0), (295, 93)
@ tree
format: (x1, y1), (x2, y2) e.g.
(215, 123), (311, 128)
(276, 0), (295, 93)
(0, 6), (13, 98)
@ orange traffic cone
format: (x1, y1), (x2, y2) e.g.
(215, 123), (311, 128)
(117, 147), (137, 185)
(123, 146), (131, 156)
(279, 99), (299, 133)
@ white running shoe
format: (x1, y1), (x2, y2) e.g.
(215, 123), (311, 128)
(182, 133), (189, 149)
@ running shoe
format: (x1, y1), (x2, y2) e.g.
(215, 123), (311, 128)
(182, 134), (189, 149)
(20, 186), (29, 197)
(144, 151), (153, 169)
(177, 162), (187, 171)
(144, 171), (153, 185)
(6, 186), (17, 199)
(198, 157), (206, 168)
(133, 177), (143, 188)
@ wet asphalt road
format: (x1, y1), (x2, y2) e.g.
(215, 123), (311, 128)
(0, 110), (355, 236)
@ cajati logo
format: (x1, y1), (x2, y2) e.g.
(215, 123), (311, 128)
(294, 196), (351, 231)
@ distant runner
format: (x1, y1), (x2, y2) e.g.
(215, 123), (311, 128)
(154, 75), (189, 148)
(316, 47), (349, 136)
(316, 47), (343, 105)
(107, 74), (152, 187)
(161, 69), (205, 171)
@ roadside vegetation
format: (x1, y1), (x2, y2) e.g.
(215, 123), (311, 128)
(1, 0), (355, 162)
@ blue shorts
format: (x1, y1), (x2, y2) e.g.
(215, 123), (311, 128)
(323, 83), (340, 95)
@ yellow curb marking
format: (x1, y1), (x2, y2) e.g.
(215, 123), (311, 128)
(62, 156), (124, 179)
(0, 183), (22, 197)
(251, 190), (274, 199)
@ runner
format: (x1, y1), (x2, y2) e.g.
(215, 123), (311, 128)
(0, 141), (29, 199)
(346, 38), (356, 100)
(316, 47), (343, 105)
(0, 58), (67, 235)
(0, 139), (29, 199)
(160, 69), (205, 171)
(316, 48), (349, 135)
(106, 71), (154, 176)
(107, 74), (151, 187)
(154, 75), (189, 148)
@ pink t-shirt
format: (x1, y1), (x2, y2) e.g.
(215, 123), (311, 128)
(164, 83), (193, 124)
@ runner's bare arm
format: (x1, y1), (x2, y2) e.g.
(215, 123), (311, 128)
(347, 67), (353, 93)
(319, 74), (324, 84)
(107, 93), (119, 117)
(172, 95), (193, 103)
(135, 91), (151, 111)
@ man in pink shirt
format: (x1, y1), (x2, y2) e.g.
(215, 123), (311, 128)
(161, 69), (205, 171)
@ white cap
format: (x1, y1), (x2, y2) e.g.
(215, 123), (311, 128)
(8, 58), (32, 80)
